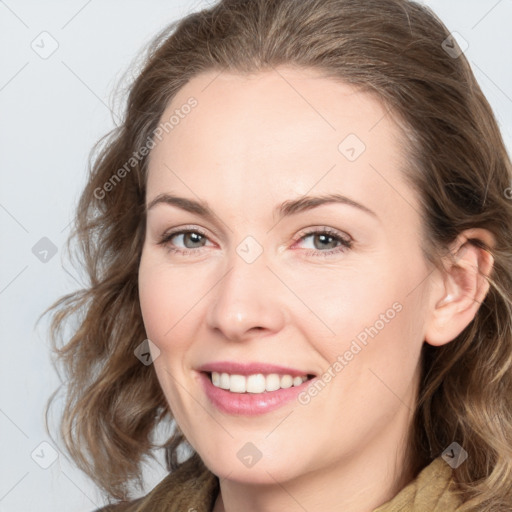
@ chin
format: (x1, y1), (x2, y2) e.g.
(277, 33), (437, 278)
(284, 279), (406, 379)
(195, 443), (309, 485)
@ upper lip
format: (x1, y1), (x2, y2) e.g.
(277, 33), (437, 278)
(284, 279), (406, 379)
(197, 361), (314, 377)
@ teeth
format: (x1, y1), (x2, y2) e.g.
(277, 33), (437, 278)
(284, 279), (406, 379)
(292, 376), (304, 386)
(280, 375), (293, 389)
(230, 374), (246, 393)
(247, 374), (266, 393)
(266, 373), (281, 391)
(210, 372), (308, 393)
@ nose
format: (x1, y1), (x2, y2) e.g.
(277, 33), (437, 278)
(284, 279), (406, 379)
(206, 250), (287, 342)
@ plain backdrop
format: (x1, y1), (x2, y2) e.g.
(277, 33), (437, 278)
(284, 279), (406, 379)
(1, 1), (511, 510)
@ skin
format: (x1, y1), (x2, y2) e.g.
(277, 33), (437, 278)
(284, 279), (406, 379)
(138, 66), (494, 512)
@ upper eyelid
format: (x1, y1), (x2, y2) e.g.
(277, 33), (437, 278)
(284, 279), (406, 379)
(160, 227), (211, 244)
(296, 226), (352, 243)
(160, 224), (217, 242)
(159, 226), (351, 248)
(160, 225), (348, 238)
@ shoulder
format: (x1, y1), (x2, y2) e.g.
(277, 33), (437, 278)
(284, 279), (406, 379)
(373, 456), (463, 511)
(92, 454), (218, 512)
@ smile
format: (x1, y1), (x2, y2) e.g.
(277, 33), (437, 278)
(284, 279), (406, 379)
(210, 372), (309, 393)
(198, 371), (316, 416)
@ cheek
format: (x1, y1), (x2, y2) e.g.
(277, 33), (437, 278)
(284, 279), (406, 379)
(296, 257), (426, 386)
(138, 261), (169, 340)
(333, 288), (426, 417)
(138, 252), (203, 341)
(284, 260), (402, 351)
(138, 257), (195, 415)
(138, 252), (216, 389)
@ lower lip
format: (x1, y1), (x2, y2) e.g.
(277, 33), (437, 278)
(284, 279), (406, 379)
(198, 372), (313, 416)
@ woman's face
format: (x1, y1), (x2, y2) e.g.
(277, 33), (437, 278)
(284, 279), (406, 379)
(138, 67), (434, 484)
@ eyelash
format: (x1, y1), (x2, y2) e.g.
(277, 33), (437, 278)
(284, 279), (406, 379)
(157, 226), (353, 258)
(295, 227), (352, 257)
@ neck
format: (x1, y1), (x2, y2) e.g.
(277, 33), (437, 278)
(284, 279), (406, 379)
(213, 405), (417, 512)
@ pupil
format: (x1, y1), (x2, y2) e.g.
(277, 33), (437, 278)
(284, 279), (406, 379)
(186, 232), (203, 247)
(316, 234), (336, 250)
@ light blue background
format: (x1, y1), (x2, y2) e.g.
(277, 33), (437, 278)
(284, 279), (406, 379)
(1, 1), (511, 510)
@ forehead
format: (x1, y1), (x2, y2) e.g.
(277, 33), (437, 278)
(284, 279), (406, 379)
(146, 67), (417, 225)
(151, 67), (400, 160)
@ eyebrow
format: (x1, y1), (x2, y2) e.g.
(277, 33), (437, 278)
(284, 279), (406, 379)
(146, 193), (378, 221)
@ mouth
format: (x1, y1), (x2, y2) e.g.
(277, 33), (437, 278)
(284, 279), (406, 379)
(196, 361), (318, 414)
(204, 371), (316, 394)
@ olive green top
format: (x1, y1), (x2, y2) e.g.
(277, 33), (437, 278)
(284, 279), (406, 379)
(98, 454), (462, 511)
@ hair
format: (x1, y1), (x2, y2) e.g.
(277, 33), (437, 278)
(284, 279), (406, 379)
(46, 0), (512, 509)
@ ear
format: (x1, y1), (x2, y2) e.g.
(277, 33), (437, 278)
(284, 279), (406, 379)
(424, 228), (495, 347)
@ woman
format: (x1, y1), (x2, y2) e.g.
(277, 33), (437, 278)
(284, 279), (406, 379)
(47, 0), (512, 510)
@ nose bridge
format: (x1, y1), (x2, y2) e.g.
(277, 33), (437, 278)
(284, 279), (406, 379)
(207, 237), (286, 340)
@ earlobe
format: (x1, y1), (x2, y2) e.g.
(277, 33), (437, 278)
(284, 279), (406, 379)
(424, 228), (494, 347)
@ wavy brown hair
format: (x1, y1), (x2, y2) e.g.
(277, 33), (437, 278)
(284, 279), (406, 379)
(46, 0), (512, 509)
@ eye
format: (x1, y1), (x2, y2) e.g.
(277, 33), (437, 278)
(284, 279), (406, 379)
(158, 226), (352, 258)
(158, 227), (212, 255)
(294, 227), (352, 257)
